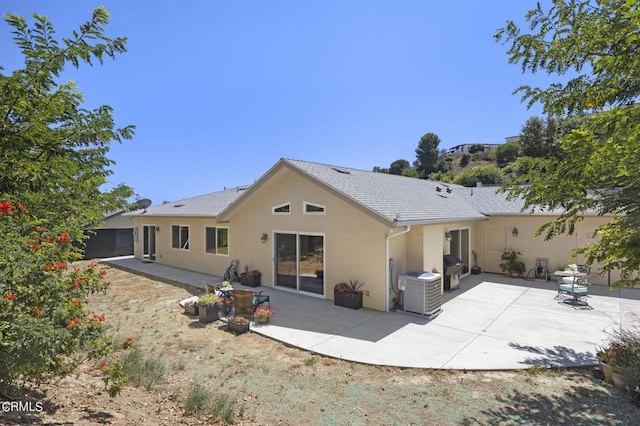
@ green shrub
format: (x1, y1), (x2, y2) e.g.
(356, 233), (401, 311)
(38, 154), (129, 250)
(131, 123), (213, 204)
(499, 250), (526, 276)
(184, 384), (211, 415)
(183, 384), (241, 424)
(123, 348), (166, 390)
(0, 202), (115, 386)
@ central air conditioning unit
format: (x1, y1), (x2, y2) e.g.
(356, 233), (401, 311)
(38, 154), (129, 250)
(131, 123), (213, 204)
(398, 272), (442, 317)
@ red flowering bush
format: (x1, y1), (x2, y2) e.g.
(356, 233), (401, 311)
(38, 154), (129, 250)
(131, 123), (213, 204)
(0, 201), (117, 386)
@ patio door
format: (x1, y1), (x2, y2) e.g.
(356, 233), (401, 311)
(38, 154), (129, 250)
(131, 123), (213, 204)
(274, 232), (324, 295)
(143, 225), (157, 261)
(450, 228), (470, 274)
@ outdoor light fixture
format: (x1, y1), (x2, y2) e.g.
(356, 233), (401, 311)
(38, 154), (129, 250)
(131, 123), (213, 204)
(260, 233), (268, 243)
(512, 227), (519, 238)
(445, 231), (452, 241)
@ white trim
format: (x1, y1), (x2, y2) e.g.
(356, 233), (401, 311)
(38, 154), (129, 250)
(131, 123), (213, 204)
(272, 230), (325, 297)
(448, 227), (471, 278)
(204, 226), (230, 257)
(385, 226), (411, 312)
(142, 224), (158, 261)
(303, 201), (325, 215)
(272, 202), (291, 215)
(170, 224), (190, 251)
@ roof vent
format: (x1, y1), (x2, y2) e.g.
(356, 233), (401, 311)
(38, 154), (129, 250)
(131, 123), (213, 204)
(436, 186), (442, 192)
(446, 188), (452, 193)
(332, 167), (351, 174)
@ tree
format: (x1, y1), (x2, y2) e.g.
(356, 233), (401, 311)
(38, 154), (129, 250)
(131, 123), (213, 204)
(0, 8), (134, 388)
(0, 8), (134, 230)
(389, 159), (410, 175)
(520, 115), (587, 159)
(468, 144), (485, 154)
(460, 152), (471, 167)
(519, 117), (547, 157)
(495, 141), (520, 165)
(415, 133), (442, 178)
(495, 0), (640, 286)
(453, 165), (504, 187)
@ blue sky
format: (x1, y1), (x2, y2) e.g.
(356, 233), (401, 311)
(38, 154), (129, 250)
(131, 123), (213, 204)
(1, 1), (553, 205)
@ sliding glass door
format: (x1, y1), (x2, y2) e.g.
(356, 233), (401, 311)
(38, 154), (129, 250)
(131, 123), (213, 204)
(143, 225), (157, 261)
(274, 232), (324, 295)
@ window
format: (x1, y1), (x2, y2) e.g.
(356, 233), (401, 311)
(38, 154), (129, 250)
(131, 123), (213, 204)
(272, 203), (290, 215)
(171, 225), (189, 250)
(205, 227), (229, 255)
(303, 202), (325, 215)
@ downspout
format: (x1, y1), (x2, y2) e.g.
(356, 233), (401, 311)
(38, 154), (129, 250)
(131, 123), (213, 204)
(385, 225), (411, 312)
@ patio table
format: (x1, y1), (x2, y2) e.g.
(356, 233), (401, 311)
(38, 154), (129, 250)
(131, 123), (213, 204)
(553, 270), (586, 282)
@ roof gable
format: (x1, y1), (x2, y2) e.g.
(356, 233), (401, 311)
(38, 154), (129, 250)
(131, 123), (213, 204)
(217, 159), (488, 225)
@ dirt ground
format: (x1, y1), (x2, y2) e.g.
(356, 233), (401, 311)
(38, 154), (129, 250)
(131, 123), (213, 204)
(2, 263), (639, 425)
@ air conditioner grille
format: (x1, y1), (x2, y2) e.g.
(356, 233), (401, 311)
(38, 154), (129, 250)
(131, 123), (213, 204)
(399, 275), (442, 317)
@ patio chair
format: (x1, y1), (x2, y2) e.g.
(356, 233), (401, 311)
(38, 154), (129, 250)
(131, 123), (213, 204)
(560, 265), (590, 284)
(232, 289), (254, 317)
(556, 273), (591, 307)
(253, 291), (270, 311)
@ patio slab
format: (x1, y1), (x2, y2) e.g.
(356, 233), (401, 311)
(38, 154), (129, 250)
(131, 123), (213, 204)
(105, 257), (640, 370)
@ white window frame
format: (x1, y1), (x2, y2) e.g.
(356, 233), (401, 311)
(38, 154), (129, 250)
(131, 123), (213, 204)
(171, 224), (190, 250)
(303, 201), (325, 215)
(205, 226), (229, 256)
(272, 202), (291, 215)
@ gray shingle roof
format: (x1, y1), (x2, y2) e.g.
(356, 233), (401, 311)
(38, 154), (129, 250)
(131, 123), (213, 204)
(125, 186), (249, 217)
(130, 159), (554, 223)
(282, 159), (487, 224)
(461, 186), (528, 215)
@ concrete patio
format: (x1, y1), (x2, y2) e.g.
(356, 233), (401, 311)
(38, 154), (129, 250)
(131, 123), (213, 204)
(106, 256), (640, 370)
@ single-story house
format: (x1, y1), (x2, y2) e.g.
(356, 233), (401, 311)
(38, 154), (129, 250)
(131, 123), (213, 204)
(126, 159), (619, 312)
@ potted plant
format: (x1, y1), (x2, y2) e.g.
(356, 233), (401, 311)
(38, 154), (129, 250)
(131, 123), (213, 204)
(217, 295), (234, 318)
(240, 266), (261, 287)
(470, 250), (481, 275)
(184, 299), (199, 316)
(333, 280), (365, 309)
(197, 293), (220, 323)
(595, 321), (640, 394)
(254, 306), (275, 324)
(227, 315), (250, 334)
(499, 250), (525, 277)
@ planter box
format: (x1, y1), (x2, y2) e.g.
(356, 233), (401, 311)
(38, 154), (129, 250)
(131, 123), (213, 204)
(334, 290), (363, 310)
(184, 303), (199, 316)
(227, 319), (250, 334)
(240, 273), (261, 287)
(198, 306), (219, 323)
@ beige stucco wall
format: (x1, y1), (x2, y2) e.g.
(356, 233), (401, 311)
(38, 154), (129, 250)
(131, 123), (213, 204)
(223, 167), (391, 311)
(132, 216), (232, 278)
(477, 215), (620, 285)
(133, 167), (394, 311)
